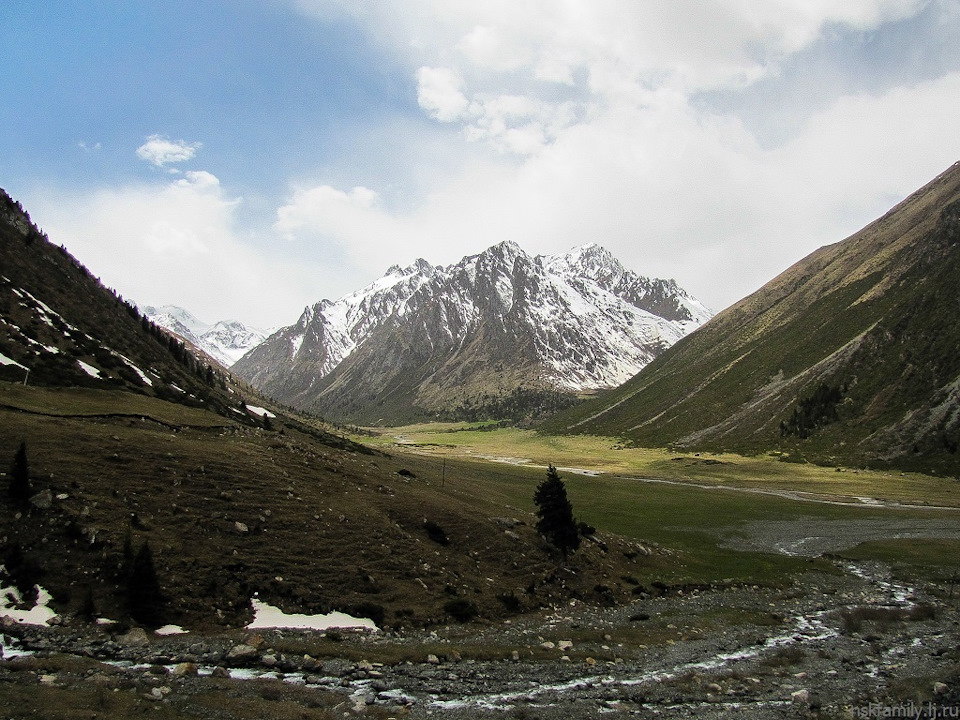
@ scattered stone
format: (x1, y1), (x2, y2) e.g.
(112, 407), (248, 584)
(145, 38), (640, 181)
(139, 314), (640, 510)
(234, 521), (249, 533)
(29, 488), (53, 510)
(120, 627), (150, 646)
(557, 640), (574, 651)
(426, 654), (440, 665)
(172, 662), (198, 677)
(225, 644), (259, 662)
(210, 666), (231, 678)
(934, 682), (949, 695)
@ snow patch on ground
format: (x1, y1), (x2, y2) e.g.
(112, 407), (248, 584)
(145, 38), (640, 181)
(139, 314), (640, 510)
(76, 360), (101, 378)
(0, 352), (28, 370)
(0, 579), (58, 626)
(246, 599), (377, 632)
(245, 405), (276, 418)
(154, 624), (189, 636)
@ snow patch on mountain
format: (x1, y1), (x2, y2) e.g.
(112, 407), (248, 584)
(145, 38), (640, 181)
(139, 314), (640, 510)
(141, 305), (269, 367)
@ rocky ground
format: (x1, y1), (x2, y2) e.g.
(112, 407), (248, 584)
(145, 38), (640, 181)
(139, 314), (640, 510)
(2, 557), (958, 719)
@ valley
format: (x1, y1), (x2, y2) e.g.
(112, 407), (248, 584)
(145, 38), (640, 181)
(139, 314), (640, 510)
(2, 405), (958, 717)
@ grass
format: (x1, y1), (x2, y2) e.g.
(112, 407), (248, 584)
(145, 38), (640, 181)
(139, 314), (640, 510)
(0, 382), (233, 428)
(359, 424), (960, 507)
(350, 423), (960, 587)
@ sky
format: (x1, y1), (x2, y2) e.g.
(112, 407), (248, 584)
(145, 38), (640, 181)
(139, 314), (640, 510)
(3, 0), (960, 329)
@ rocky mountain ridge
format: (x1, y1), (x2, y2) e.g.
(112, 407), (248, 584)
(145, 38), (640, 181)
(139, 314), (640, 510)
(233, 241), (711, 424)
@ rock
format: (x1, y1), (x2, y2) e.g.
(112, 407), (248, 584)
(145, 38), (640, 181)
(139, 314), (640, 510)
(510, 650), (520, 662)
(425, 654), (440, 665)
(211, 666), (231, 678)
(934, 682), (949, 695)
(172, 662), (198, 677)
(234, 521), (249, 533)
(225, 644), (259, 662)
(585, 657), (597, 666)
(557, 640), (574, 651)
(261, 653), (277, 667)
(791, 689), (812, 705)
(540, 641), (556, 650)
(707, 683), (723, 694)
(29, 489), (53, 510)
(120, 627), (150, 646)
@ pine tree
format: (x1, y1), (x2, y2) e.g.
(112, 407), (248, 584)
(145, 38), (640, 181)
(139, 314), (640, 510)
(8, 441), (31, 504)
(127, 543), (166, 628)
(533, 464), (580, 559)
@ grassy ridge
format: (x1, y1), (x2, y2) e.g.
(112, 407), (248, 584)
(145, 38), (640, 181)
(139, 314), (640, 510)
(540, 163), (960, 474)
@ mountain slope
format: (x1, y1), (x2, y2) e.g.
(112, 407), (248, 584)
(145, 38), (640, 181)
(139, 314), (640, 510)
(543, 161), (960, 474)
(233, 242), (710, 424)
(141, 304), (269, 368)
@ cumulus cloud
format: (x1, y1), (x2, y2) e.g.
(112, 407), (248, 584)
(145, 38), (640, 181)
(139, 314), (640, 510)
(136, 134), (202, 167)
(29, 173), (323, 328)
(416, 67), (469, 121)
(283, 0), (958, 315)
(40, 1), (956, 329)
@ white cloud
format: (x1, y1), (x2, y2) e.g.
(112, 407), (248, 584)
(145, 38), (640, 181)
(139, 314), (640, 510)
(416, 67), (469, 122)
(28, 174), (326, 328)
(136, 134), (202, 167)
(29, 1), (957, 331)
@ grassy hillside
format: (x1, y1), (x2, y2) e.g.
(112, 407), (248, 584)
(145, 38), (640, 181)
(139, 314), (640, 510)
(543, 162), (960, 474)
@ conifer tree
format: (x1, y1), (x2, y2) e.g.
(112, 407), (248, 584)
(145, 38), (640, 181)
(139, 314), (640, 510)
(127, 543), (166, 627)
(8, 441), (31, 504)
(533, 464), (580, 559)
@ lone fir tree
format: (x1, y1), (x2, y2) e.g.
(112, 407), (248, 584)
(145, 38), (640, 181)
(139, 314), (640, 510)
(127, 542), (166, 628)
(8, 441), (31, 504)
(533, 464), (580, 559)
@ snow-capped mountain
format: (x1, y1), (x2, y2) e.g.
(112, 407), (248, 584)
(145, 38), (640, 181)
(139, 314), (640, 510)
(233, 241), (712, 423)
(141, 305), (269, 368)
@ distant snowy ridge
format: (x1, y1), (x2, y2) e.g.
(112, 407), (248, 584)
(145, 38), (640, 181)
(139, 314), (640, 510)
(141, 304), (269, 367)
(233, 241), (712, 423)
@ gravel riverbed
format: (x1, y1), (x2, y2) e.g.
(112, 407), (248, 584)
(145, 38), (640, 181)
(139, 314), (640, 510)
(2, 556), (958, 719)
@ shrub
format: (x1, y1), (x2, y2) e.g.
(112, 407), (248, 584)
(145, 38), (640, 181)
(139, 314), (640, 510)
(424, 520), (450, 545)
(444, 598), (479, 623)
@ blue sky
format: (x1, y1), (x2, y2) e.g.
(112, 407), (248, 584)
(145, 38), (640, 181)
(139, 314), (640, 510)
(3, 1), (960, 328)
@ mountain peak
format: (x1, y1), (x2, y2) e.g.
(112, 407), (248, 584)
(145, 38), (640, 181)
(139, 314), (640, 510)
(234, 239), (711, 423)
